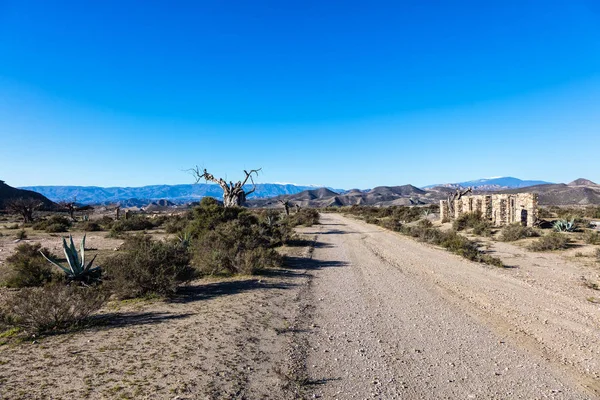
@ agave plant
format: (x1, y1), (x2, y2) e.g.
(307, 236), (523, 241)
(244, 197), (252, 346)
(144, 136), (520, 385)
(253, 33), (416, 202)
(176, 231), (192, 249)
(553, 218), (576, 232)
(41, 235), (101, 285)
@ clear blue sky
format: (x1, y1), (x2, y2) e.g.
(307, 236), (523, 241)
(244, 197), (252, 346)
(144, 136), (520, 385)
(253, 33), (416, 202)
(1, 1), (599, 189)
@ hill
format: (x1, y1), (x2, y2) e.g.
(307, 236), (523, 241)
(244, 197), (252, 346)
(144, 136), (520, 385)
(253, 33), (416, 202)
(248, 185), (436, 208)
(568, 178), (598, 186)
(500, 182), (600, 206)
(0, 180), (57, 210)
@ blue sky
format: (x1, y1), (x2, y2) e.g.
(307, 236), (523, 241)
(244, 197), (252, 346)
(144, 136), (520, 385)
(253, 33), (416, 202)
(1, 1), (599, 189)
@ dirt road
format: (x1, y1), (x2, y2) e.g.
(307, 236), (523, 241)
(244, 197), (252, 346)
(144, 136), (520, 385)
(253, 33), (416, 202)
(300, 214), (599, 399)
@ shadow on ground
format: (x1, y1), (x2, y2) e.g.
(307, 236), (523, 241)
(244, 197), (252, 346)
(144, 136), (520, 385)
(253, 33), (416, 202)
(95, 311), (194, 329)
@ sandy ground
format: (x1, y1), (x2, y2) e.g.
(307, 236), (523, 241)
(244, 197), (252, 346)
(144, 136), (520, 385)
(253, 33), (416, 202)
(1, 214), (599, 399)
(0, 229), (316, 399)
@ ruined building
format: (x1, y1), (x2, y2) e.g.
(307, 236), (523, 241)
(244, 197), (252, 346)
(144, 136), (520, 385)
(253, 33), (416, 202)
(440, 193), (538, 226)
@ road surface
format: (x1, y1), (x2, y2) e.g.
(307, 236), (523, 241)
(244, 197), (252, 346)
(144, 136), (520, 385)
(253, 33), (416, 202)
(298, 213), (598, 399)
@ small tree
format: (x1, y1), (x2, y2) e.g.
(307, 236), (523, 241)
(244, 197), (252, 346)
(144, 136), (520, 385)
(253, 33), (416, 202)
(279, 199), (291, 216)
(6, 198), (43, 223)
(190, 167), (261, 208)
(58, 199), (77, 221)
(447, 187), (472, 216)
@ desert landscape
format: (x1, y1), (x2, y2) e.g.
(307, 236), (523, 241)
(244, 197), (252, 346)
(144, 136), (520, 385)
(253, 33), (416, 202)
(2, 2), (600, 399)
(1, 176), (600, 399)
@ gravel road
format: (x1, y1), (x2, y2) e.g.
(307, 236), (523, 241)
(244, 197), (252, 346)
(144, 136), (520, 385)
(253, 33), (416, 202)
(300, 213), (599, 399)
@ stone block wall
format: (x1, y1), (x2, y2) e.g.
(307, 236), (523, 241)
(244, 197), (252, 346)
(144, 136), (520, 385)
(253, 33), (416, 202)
(440, 193), (538, 227)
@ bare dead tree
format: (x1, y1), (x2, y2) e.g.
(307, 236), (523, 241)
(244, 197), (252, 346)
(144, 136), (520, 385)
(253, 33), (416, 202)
(5, 198), (43, 223)
(58, 197), (77, 221)
(115, 206), (121, 220)
(190, 167), (262, 208)
(278, 199), (291, 216)
(447, 187), (473, 216)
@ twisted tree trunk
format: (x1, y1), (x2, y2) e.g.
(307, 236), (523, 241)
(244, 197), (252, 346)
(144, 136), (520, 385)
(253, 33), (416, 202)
(447, 187), (472, 216)
(191, 167), (261, 208)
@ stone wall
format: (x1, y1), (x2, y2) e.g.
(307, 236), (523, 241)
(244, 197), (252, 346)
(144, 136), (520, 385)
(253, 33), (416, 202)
(440, 193), (538, 226)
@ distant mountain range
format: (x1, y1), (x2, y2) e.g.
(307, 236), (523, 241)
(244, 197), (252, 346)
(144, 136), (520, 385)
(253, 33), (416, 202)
(18, 183), (343, 205)
(249, 178), (600, 208)
(20, 177), (551, 205)
(422, 177), (552, 191)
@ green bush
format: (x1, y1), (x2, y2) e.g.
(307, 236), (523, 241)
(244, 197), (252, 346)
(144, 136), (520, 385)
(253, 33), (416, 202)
(97, 216), (115, 230)
(400, 224), (503, 267)
(193, 219), (282, 276)
(472, 221), (493, 237)
(163, 215), (190, 234)
(287, 208), (320, 227)
(186, 197), (249, 239)
(15, 229), (27, 240)
(79, 221), (102, 232)
(500, 224), (539, 242)
(453, 211), (483, 231)
(3, 243), (55, 288)
(2, 283), (106, 334)
(104, 235), (195, 299)
(32, 215), (71, 233)
(110, 215), (154, 233)
(582, 230), (600, 245)
(528, 233), (570, 251)
(379, 218), (403, 231)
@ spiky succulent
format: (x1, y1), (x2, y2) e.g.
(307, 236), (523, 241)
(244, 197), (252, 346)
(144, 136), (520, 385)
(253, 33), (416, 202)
(41, 235), (101, 284)
(553, 218), (576, 232)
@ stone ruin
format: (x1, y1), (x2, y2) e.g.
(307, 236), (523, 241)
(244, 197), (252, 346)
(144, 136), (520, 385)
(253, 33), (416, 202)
(440, 193), (538, 226)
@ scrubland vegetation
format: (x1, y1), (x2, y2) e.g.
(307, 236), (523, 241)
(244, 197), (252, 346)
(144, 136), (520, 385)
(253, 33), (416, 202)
(337, 205), (504, 267)
(0, 197), (318, 337)
(336, 204), (600, 267)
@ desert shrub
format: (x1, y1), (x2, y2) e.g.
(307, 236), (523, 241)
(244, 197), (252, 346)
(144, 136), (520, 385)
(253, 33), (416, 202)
(596, 248), (600, 263)
(528, 233), (570, 251)
(97, 216), (115, 230)
(104, 235), (195, 299)
(15, 229), (27, 240)
(149, 214), (169, 228)
(400, 224), (503, 267)
(3, 243), (55, 288)
(110, 215), (154, 232)
(582, 230), (600, 245)
(45, 222), (68, 233)
(417, 219), (433, 228)
(287, 209), (320, 227)
(2, 283), (106, 334)
(500, 224), (539, 242)
(585, 206), (600, 219)
(453, 211), (484, 231)
(256, 211), (293, 247)
(186, 197), (249, 239)
(4, 223), (19, 230)
(472, 221), (493, 237)
(32, 215), (71, 233)
(379, 218), (403, 231)
(164, 215), (190, 234)
(537, 207), (553, 219)
(79, 221), (102, 232)
(193, 219), (282, 276)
